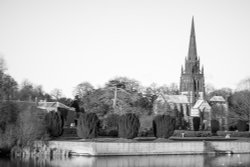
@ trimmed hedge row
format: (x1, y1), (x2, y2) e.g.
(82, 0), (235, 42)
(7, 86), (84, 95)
(174, 130), (250, 138)
(77, 113), (176, 139)
(173, 130), (212, 137)
(217, 131), (250, 137)
(76, 113), (250, 139)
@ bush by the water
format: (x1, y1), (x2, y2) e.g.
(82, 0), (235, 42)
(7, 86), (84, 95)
(237, 120), (248, 131)
(77, 112), (100, 139)
(45, 111), (64, 137)
(0, 102), (48, 154)
(211, 119), (220, 135)
(0, 124), (17, 154)
(153, 115), (175, 139)
(0, 102), (19, 133)
(118, 113), (140, 139)
(193, 117), (200, 131)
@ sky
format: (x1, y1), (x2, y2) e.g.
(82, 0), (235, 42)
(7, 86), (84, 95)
(0, 0), (250, 98)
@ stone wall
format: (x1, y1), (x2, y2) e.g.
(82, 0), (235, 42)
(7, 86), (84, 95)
(26, 140), (250, 157)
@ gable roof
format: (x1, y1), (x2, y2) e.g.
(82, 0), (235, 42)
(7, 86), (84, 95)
(193, 99), (211, 109)
(193, 99), (204, 109)
(210, 96), (226, 102)
(38, 102), (75, 111)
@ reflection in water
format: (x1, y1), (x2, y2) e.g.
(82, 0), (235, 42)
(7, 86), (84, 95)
(1, 154), (250, 167)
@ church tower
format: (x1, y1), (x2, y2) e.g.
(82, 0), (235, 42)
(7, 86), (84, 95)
(180, 17), (205, 104)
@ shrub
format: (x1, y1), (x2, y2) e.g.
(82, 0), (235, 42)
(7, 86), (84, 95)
(98, 127), (118, 137)
(0, 124), (17, 154)
(45, 111), (64, 137)
(105, 114), (119, 129)
(193, 117), (200, 131)
(99, 114), (119, 137)
(0, 104), (48, 153)
(118, 113), (140, 139)
(77, 112), (100, 139)
(237, 120), (248, 131)
(0, 102), (19, 132)
(138, 128), (154, 137)
(17, 106), (47, 146)
(229, 125), (237, 131)
(175, 105), (185, 130)
(211, 119), (220, 135)
(153, 115), (176, 139)
(107, 129), (118, 137)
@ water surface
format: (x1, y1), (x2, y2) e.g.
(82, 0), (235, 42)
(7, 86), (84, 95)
(1, 154), (250, 167)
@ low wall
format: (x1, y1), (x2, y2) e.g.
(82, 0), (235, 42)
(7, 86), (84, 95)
(31, 140), (250, 156)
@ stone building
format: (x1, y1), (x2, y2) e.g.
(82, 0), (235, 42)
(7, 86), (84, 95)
(180, 17), (205, 105)
(153, 94), (190, 117)
(154, 17), (212, 130)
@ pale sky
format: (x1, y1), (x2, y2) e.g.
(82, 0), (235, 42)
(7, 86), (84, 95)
(1, 0), (250, 98)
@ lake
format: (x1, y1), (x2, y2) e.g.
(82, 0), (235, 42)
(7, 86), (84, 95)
(1, 154), (250, 167)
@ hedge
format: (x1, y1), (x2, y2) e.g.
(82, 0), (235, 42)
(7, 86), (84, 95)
(77, 112), (100, 139)
(211, 119), (220, 135)
(237, 120), (248, 132)
(193, 117), (200, 131)
(45, 111), (64, 137)
(118, 113), (140, 139)
(173, 130), (250, 138)
(153, 115), (175, 139)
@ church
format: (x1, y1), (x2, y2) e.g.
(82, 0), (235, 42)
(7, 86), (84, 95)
(154, 17), (218, 130)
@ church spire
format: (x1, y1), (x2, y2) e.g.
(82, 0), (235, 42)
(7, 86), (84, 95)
(188, 17), (197, 60)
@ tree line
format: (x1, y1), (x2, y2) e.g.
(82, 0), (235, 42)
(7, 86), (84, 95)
(0, 56), (250, 125)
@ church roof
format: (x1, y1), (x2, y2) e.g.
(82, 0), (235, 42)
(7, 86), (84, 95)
(210, 96), (226, 102)
(193, 99), (204, 109)
(193, 99), (210, 109)
(188, 17), (198, 61)
(161, 95), (189, 104)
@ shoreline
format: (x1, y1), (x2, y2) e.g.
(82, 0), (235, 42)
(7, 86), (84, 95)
(13, 138), (250, 157)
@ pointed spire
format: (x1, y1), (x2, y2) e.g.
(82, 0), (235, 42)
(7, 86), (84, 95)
(188, 17), (197, 60)
(181, 65), (184, 74)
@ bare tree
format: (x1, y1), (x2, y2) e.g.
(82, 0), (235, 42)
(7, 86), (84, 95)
(158, 83), (179, 95)
(207, 87), (232, 100)
(72, 82), (94, 99)
(205, 83), (215, 95)
(229, 91), (250, 132)
(50, 88), (63, 101)
(237, 77), (250, 91)
(0, 56), (7, 72)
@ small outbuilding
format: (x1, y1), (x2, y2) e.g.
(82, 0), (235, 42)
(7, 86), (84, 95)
(38, 102), (76, 127)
